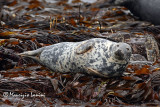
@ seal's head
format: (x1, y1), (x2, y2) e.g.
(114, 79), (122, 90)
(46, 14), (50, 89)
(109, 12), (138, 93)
(112, 43), (132, 63)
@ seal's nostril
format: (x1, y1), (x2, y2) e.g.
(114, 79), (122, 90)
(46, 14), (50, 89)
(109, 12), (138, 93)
(115, 50), (122, 56)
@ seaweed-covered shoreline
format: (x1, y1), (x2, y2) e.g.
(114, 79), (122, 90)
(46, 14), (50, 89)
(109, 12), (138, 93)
(0, 0), (160, 106)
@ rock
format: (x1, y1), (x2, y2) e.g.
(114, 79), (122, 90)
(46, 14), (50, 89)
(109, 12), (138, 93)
(101, 0), (160, 25)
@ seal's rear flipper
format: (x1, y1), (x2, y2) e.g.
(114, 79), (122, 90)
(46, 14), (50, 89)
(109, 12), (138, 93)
(18, 47), (44, 57)
(18, 47), (45, 65)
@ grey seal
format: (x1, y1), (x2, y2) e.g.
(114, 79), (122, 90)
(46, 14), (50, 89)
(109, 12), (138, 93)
(19, 38), (132, 77)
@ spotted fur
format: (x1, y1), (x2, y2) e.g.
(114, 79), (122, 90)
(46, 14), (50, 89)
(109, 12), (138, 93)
(19, 38), (132, 77)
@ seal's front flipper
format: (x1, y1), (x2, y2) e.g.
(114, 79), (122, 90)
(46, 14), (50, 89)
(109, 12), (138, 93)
(76, 41), (95, 54)
(85, 67), (107, 77)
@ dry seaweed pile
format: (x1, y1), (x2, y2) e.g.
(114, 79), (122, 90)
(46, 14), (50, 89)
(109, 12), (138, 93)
(0, 0), (160, 106)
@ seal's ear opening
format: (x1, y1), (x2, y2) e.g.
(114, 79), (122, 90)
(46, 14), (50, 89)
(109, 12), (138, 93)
(76, 41), (95, 54)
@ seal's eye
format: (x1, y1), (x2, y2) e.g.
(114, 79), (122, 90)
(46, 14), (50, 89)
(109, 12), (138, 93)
(117, 45), (119, 47)
(126, 48), (129, 51)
